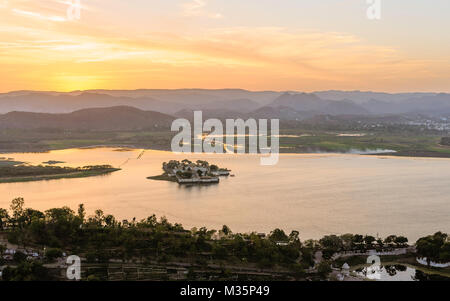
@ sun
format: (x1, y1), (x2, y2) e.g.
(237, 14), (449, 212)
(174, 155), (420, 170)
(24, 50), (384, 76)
(55, 75), (105, 92)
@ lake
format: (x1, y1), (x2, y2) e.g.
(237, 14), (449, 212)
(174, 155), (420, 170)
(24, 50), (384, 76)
(355, 265), (450, 281)
(1, 148), (449, 241)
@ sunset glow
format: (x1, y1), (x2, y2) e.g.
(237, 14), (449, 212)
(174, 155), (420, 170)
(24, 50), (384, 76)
(1, 0), (449, 92)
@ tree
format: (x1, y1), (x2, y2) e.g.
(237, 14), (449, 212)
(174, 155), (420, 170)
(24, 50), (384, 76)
(317, 261), (332, 279)
(13, 251), (27, 263)
(352, 234), (364, 249)
(439, 242), (450, 262)
(340, 234), (354, 250)
(77, 204), (86, 222)
(300, 248), (315, 268)
(10, 197), (25, 227)
(384, 235), (398, 247)
(22, 209), (44, 226)
(394, 236), (408, 247)
(104, 214), (116, 227)
(94, 209), (104, 226)
(1, 261), (52, 281)
(376, 238), (384, 249)
(0, 208), (9, 230)
(320, 235), (344, 259)
(45, 248), (63, 261)
(320, 235), (343, 252)
(416, 232), (448, 265)
(221, 225), (231, 236)
(269, 229), (289, 242)
(364, 235), (376, 247)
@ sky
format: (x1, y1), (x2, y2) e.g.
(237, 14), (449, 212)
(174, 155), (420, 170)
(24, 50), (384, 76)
(0, 0), (449, 93)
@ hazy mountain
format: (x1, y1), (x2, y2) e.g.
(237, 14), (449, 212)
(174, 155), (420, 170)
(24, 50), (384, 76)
(83, 89), (282, 106)
(0, 106), (175, 131)
(269, 93), (326, 111)
(300, 114), (413, 126)
(199, 98), (261, 113)
(249, 106), (316, 121)
(0, 92), (182, 114)
(1, 89), (449, 120)
(267, 92), (368, 116)
(174, 108), (247, 120)
(0, 91), (263, 115)
(362, 93), (450, 115)
(314, 90), (438, 104)
(321, 100), (369, 115)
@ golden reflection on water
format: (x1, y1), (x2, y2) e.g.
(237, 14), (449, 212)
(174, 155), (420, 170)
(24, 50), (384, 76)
(1, 148), (450, 240)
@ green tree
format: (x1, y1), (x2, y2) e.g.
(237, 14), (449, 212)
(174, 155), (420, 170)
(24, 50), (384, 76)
(77, 204), (86, 222)
(394, 236), (408, 247)
(319, 235), (343, 258)
(317, 261), (332, 279)
(0, 208), (9, 230)
(384, 235), (398, 247)
(1, 261), (52, 281)
(10, 197), (25, 227)
(45, 248), (63, 261)
(13, 251), (27, 263)
(221, 225), (231, 236)
(416, 232), (448, 265)
(439, 242), (450, 262)
(364, 235), (376, 247)
(269, 228), (289, 242)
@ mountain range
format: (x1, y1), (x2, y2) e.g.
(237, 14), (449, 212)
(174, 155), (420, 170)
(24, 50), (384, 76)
(1, 89), (450, 126)
(0, 106), (173, 131)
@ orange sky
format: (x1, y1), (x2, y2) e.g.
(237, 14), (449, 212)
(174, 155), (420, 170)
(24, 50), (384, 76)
(1, 0), (449, 93)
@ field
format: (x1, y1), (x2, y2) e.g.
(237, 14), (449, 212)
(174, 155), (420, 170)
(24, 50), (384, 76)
(1, 128), (450, 158)
(277, 129), (450, 157)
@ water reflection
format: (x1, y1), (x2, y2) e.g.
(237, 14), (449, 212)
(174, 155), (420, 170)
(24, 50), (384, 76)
(356, 265), (450, 281)
(1, 148), (450, 240)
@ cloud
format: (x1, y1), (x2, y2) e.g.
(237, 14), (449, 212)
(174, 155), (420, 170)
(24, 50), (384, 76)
(181, 0), (223, 19)
(12, 8), (66, 22)
(0, 2), (449, 92)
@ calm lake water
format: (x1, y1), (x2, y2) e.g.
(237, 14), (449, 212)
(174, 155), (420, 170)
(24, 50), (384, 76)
(356, 265), (450, 281)
(1, 148), (449, 240)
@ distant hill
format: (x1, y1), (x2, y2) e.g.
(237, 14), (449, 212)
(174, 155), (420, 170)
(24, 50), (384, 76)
(313, 90), (438, 104)
(267, 92), (368, 116)
(0, 106), (175, 131)
(0, 92), (187, 115)
(1, 89), (450, 120)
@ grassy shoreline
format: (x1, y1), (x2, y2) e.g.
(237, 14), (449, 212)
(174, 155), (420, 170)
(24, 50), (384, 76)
(1, 129), (450, 159)
(0, 167), (121, 183)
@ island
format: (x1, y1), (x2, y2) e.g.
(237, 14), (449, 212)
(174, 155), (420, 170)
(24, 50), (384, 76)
(0, 164), (120, 183)
(42, 160), (66, 165)
(148, 159), (231, 184)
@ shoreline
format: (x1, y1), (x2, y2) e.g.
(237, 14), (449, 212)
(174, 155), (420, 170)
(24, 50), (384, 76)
(2, 144), (450, 160)
(0, 168), (121, 184)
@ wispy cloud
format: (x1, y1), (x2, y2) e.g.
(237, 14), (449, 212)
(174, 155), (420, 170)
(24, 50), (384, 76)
(0, 1), (449, 92)
(12, 8), (66, 22)
(181, 0), (222, 19)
